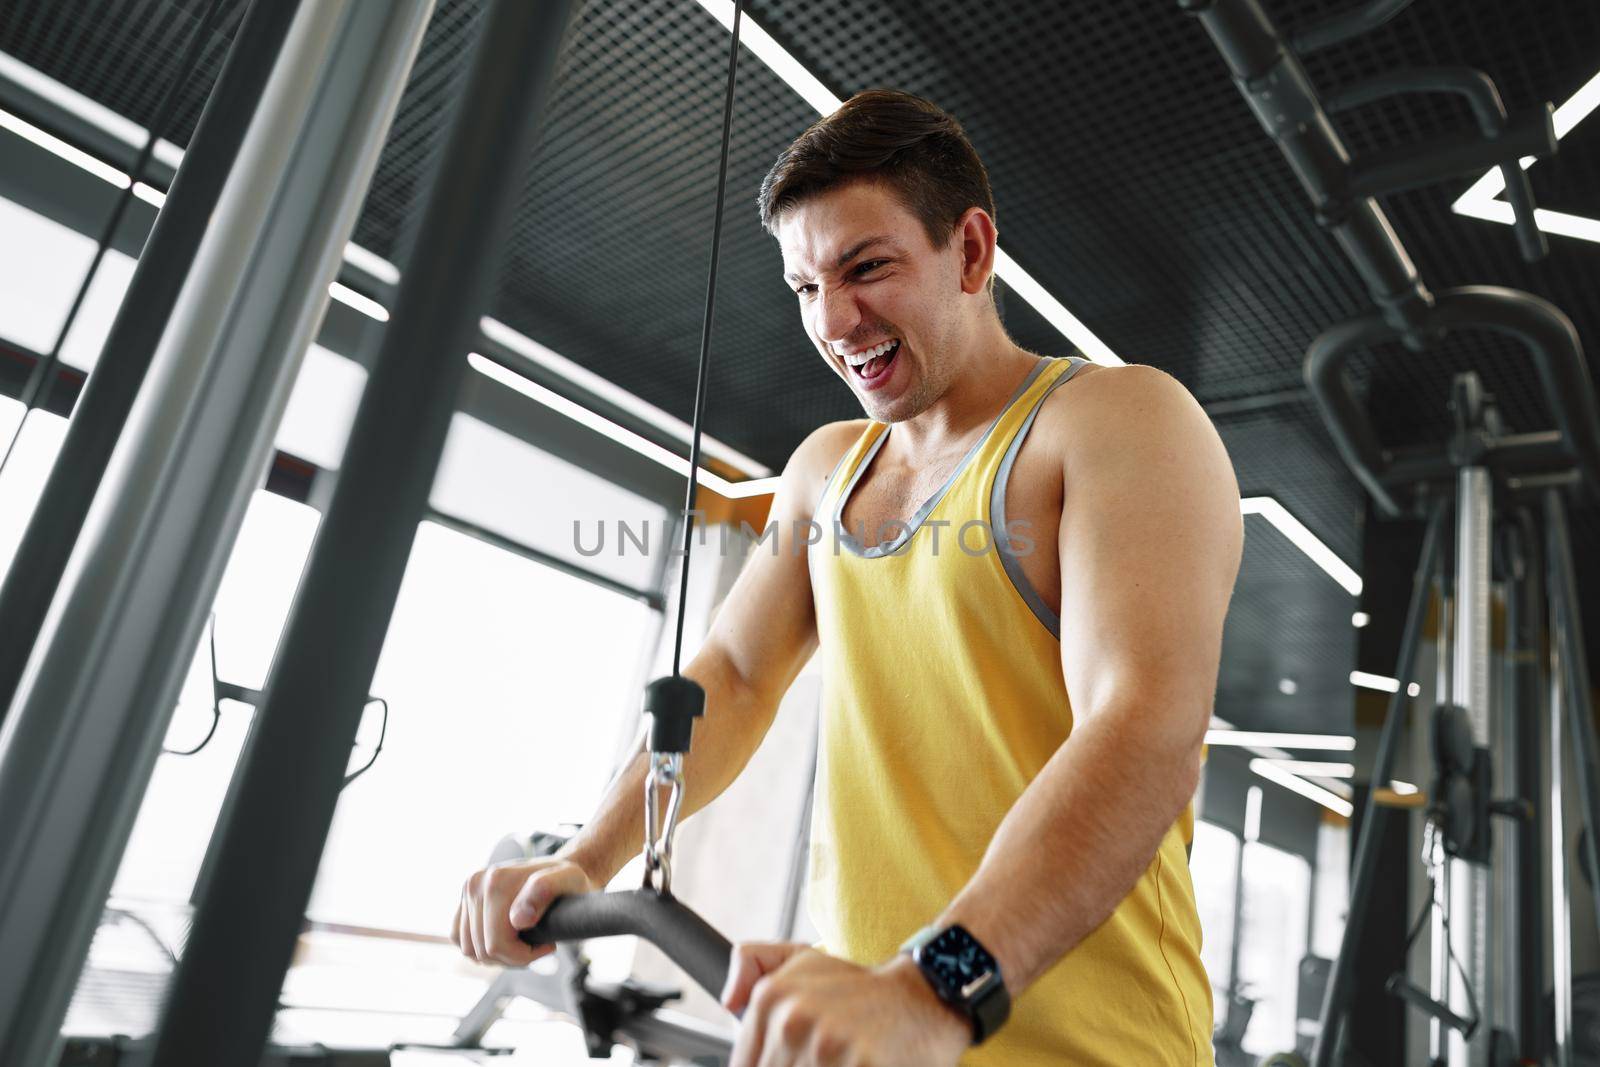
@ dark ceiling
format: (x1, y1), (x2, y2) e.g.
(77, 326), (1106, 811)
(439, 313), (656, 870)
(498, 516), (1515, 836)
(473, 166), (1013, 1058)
(0, 0), (1596, 737)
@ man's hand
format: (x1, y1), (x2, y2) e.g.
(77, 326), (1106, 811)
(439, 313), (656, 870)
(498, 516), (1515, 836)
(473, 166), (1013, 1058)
(450, 856), (597, 967)
(721, 942), (970, 1067)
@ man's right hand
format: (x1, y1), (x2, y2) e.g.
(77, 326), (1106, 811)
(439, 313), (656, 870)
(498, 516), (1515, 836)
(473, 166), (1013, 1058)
(451, 856), (598, 967)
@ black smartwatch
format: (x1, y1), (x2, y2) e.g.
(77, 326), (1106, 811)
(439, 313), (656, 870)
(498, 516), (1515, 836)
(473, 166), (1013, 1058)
(900, 923), (1011, 1044)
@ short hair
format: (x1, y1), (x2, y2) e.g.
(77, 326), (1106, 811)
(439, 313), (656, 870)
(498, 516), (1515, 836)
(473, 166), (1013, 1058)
(757, 89), (996, 250)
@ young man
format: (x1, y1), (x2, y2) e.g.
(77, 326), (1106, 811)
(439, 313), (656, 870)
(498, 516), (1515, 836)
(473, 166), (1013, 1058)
(453, 90), (1241, 1066)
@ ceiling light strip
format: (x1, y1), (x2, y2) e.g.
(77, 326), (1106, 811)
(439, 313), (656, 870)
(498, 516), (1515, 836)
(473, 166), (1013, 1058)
(689, 0), (1125, 367)
(1252, 759), (1355, 778)
(468, 354), (780, 499)
(1204, 729), (1356, 751)
(1250, 758), (1355, 817)
(0, 49), (185, 170)
(0, 107), (130, 189)
(1453, 65), (1600, 243)
(1240, 496), (1363, 595)
(482, 316), (772, 478)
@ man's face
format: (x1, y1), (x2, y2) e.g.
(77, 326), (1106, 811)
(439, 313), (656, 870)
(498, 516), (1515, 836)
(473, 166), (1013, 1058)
(777, 179), (966, 423)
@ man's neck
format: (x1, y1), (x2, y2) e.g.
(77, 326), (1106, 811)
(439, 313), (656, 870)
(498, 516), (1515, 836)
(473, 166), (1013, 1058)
(894, 326), (1038, 458)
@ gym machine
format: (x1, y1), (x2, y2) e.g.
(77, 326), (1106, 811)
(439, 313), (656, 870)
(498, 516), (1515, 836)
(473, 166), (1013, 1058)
(1182, 0), (1600, 1063)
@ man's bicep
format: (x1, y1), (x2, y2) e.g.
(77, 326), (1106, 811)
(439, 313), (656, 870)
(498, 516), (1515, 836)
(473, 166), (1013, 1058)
(1055, 369), (1242, 727)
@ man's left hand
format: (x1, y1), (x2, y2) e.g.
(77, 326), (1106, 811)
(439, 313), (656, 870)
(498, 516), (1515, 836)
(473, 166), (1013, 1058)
(721, 941), (971, 1067)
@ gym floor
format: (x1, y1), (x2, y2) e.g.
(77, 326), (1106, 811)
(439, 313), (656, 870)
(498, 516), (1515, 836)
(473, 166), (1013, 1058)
(0, 1), (1596, 1065)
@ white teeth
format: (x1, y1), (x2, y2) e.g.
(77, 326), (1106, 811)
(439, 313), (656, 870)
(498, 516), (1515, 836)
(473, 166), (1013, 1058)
(845, 339), (898, 367)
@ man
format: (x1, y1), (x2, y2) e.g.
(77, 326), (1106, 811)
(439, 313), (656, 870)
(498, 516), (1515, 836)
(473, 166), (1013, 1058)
(454, 90), (1241, 1066)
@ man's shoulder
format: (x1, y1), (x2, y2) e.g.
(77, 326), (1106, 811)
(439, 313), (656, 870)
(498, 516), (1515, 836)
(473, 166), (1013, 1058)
(1032, 361), (1203, 453)
(786, 419), (871, 482)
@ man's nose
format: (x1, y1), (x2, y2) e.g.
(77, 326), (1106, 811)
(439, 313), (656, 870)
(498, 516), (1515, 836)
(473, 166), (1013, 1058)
(815, 286), (862, 351)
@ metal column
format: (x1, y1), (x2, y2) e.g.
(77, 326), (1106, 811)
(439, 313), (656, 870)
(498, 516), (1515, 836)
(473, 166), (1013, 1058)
(1550, 639), (1572, 1067)
(0, 0), (301, 726)
(1450, 467), (1493, 1065)
(145, 3), (578, 1065)
(0, 3), (430, 1064)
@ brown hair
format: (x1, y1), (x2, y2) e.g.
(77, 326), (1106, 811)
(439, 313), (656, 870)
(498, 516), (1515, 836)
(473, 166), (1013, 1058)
(758, 89), (996, 250)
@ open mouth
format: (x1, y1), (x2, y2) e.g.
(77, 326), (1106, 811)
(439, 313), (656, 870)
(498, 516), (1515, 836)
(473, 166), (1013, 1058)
(848, 339), (900, 384)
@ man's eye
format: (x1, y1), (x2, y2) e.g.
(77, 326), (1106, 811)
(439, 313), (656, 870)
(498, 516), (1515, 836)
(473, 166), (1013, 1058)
(855, 260), (886, 275)
(795, 284), (817, 298)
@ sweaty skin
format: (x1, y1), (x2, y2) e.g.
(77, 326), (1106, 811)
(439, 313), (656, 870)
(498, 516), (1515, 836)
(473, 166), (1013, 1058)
(452, 177), (1241, 1067)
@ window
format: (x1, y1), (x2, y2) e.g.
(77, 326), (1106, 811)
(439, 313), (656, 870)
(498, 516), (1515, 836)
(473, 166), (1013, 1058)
(0, 196), (100, 354)
(1237, 841), (1312, 1057)
(274, 344), (368, 470)
(0, 400), (68, 583)
(1189, 818), (1240, 1024)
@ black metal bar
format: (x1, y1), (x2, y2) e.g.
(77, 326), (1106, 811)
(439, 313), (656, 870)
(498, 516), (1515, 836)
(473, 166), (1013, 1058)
(0, 0), (301, 725)
(424, 507), (665, 610)
(1543, 489), (1600, 940)
(145, 3), (577, 1065)
(1184, 0), (1434, 341)
(1312, 500), (1448, 1067)
(1321, 65), (1547, 261)
(1347, 106), (1555, 202)
(1326, 67), (1507, 138)
(1504, 509), (1547, 1060)
(1305, 287), (1600, 517)
(522, 890), (733, 1004)
(1289, 0), (1414, 55)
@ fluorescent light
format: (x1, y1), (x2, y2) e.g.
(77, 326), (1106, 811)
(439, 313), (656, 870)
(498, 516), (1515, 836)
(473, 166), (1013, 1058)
(992, 249), (1125, 366)
(343, 242), (400, 286)
(1350, 670), (1400, 693)
(0, 50), (185, 170)
(328, 282), (389, 323)
(481, 317), (772, 478)
(0, 56), (401, 296)
(692, 0), (842, 117)
(690, 0), (1124, 367)
(1244, 785), (1262, 842)
(1407, 682), (1421, 698)
(1277, 677), (1298, 695)
(1453, 66), (1600, 245)
(467, 353), (781, 499)
(1390, 780), (1419, 796)
(0, 107), (130, 189)
(1240, 496), (1363, 596)
(1250, 758), (1355, 818)
(1204, 729), (1356, 751)
(1352, 611), (1370, 628)
(1253, 759), (1355, 778)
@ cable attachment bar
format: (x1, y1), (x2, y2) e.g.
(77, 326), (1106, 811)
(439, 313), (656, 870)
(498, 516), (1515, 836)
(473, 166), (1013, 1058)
(639, 675), (705, 895)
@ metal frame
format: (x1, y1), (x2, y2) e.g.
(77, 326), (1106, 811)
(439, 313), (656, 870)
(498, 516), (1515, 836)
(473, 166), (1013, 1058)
(0, 0), (303, 725)
(144, 4), (577, 1063)
(0, 3), (430, 1064)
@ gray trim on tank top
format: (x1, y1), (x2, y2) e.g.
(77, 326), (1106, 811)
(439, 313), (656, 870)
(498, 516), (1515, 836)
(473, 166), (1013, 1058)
(991, 356), (1091, 638)
(831, 358), (1054, 558)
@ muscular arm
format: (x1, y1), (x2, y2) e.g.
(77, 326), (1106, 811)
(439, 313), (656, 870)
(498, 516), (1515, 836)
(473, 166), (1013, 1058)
(936, 366), (1242, 992)
(560, 423), (860, 886)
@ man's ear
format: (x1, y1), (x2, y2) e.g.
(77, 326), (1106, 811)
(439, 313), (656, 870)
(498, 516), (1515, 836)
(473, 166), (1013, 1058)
(953, 206), (997, 297)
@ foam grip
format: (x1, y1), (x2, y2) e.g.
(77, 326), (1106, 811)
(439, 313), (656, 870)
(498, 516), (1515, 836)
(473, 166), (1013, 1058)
(520, 889), (732, 1001)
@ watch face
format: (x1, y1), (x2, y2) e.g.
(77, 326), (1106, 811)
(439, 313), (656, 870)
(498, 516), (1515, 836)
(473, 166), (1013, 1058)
(923, 926), (995, 992)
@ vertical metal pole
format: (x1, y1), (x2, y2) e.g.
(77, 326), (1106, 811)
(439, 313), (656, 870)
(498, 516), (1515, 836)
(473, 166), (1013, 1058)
(1544, 488), (1600, 937)
(1313, 501), (1448, 1067)
(0, 0), (302, 726)
(1450, 467), (1492, 1066)
(1431, 586), (1453, 1065)
(1550, 638), (1572, 1067)
(146, 4), (578, 1065)
(0, 5), (430, 1065)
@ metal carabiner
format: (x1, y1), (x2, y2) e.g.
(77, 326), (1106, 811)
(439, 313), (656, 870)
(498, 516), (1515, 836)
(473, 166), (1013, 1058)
(642, 751), (685, 895)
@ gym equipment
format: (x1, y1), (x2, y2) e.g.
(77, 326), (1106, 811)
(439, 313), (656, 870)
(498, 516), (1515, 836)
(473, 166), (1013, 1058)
(452, 832), (734, 1064)
(511, 0), (752, 1005)
(0, 4), (434, 1065)
(1182, 1), (1600, 1064)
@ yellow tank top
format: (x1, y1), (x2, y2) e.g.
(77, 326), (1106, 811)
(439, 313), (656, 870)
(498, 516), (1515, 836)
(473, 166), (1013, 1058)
(807, 356), (1213, 1066)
